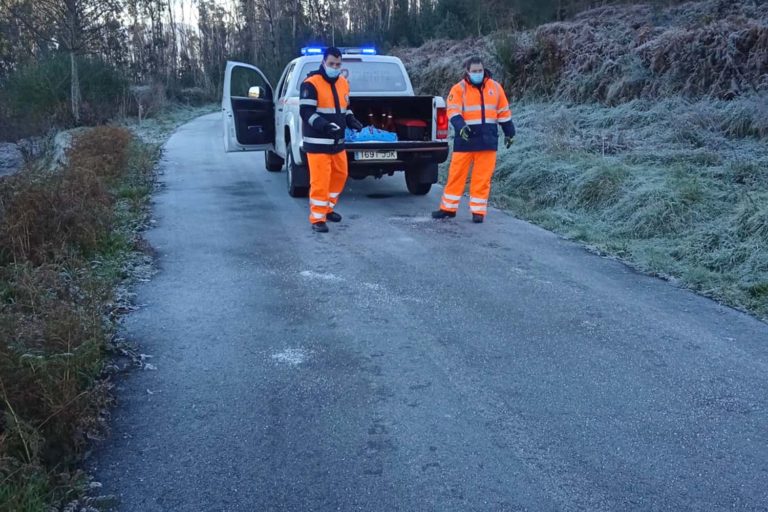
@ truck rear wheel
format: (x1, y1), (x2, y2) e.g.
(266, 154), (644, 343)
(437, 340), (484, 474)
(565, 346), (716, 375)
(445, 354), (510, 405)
(287, 149), (309, 198)
(405, 164), (436, 195)
(265, 150), (284, 172)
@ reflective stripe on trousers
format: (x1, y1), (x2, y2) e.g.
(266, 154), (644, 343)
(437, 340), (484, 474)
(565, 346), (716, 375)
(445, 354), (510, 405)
(437, 150), (497, 216)
(306, 151), (348, 224)
(440, 192), (461, 211)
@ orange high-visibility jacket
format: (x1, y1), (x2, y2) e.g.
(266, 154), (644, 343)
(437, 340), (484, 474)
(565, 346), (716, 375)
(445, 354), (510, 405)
(299, 67), (356, 154)
(447, 72), (515, 152)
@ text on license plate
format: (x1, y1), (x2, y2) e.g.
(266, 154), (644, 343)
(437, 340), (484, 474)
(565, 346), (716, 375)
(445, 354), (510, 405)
(355, 150), (397, 161)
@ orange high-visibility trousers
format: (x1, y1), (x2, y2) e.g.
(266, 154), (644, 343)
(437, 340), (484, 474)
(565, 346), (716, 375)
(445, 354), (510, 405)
(307, 151), (348, 224)
(438, 151), (497, 217)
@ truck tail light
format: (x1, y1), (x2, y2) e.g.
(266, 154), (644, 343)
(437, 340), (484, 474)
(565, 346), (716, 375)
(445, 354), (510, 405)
(436, 108), (448, 139)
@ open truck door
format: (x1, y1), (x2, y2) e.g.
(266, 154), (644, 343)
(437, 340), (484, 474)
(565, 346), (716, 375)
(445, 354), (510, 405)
(222, 61), (275, 152)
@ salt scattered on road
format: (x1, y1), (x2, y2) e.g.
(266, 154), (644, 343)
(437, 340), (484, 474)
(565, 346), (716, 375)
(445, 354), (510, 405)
(271, 348), (310, 366)
(299, 270), (343, 282)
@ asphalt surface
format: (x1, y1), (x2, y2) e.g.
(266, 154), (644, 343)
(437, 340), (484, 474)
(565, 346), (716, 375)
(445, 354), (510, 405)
(92, 113), (768, 511)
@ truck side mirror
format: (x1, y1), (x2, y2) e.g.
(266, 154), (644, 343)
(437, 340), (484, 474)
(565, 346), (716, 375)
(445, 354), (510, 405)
(248, 86), (263, 99)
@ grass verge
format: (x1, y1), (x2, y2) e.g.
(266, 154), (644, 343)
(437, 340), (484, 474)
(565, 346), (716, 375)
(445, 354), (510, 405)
(487, 95), (768, 319)
(0, 124), (161, 511)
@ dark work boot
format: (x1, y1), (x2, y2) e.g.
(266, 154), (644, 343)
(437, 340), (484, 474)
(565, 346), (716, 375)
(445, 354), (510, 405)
(431, 209), (456, 219)
(312, 222), (329, 233)
(472, 214), (484, 223)
(326, 211), (342, 223)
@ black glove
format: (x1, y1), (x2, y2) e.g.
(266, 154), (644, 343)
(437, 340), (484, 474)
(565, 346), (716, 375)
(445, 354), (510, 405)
(324, 122), (342, 136)
(459, 125), (473, 141)
(504, 136), (515, 148)
(348, 117), (363, 132)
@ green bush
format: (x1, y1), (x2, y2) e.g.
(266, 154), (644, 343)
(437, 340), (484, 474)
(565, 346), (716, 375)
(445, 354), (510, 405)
(0, 55), (128, 140)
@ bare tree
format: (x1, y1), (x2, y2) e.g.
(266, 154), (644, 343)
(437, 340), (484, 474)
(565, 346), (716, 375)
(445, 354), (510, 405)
(1, 0), (122, 123)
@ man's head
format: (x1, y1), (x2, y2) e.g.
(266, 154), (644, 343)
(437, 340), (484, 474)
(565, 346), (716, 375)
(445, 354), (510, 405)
(323, 47), (343, 70)
(465, 56), (484, 74)
(464, 56), (485, 85)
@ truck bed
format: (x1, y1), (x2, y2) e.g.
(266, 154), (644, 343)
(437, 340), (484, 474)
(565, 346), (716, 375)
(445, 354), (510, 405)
(349, 96), (436, 141)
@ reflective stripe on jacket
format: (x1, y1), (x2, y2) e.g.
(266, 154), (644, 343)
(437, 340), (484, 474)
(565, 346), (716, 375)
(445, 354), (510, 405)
(300, 67), (355, 154)
(446, 73), (515, 152)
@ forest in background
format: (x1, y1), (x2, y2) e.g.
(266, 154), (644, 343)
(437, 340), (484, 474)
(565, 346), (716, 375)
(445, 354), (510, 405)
(0, 0), (692, 140)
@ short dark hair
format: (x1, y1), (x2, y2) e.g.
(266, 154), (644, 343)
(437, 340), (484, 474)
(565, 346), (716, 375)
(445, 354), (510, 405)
(464, 56), (484, 70)
(324, 47), (342, 60)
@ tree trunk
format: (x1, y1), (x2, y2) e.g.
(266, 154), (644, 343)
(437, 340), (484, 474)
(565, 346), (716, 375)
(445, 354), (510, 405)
(265, 0), (280, 66)
(292, 0), (298, 48)
(168, 0), (178, 90)
(70, 50), (81, 124)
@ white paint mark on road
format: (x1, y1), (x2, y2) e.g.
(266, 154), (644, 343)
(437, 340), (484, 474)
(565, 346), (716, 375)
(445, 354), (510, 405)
(271, 348), (310, 366)
(388, 215), (433, 224)
(300, 270), (343, 282)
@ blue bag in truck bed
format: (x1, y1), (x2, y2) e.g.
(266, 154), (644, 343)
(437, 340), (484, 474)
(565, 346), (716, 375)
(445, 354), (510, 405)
(345, 127), (398, 143)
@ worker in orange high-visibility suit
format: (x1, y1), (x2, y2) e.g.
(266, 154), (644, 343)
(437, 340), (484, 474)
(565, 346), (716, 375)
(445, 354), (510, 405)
(432, 56), (515, 223)
(299, 46), (364, 233)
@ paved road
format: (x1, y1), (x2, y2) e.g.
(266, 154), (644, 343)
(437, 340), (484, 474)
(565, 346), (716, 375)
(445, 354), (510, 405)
(92, 113), (768, 511)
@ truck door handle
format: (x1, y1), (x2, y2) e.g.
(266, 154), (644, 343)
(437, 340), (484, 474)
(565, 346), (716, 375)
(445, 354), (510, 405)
(278, 108), (283, 112)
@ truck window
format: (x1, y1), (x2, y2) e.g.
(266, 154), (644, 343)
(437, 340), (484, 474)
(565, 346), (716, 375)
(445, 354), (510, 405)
(277, 63), (296, 99)
(296, 62), (408, 93)
(231, 66), (272, 99)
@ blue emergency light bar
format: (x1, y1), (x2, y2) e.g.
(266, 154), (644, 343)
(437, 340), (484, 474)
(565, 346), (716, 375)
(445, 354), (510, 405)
(300, 46), (377, 56)
(340, 47), (377, 55)
(301, 47), (324, 55)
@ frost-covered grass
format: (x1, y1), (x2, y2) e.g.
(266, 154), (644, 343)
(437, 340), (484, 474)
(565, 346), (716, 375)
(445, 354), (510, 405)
(120, 103), (218, 145)
(489, 95), (768, 318)
(398, 1), (768, 105)
(411, 0), (768, 320)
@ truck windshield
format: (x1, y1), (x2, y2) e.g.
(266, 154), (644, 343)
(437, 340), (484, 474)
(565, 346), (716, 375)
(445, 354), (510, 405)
(296, 61), (408, 93)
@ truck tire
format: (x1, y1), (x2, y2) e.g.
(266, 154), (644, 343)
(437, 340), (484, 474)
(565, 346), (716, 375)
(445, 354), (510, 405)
(286, 149), (309, 198)
(405, 164), (436, 195)
(265, 150), (284, 172)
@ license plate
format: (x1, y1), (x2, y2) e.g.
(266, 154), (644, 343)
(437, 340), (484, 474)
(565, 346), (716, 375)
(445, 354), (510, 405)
(355, 150), (397, 161)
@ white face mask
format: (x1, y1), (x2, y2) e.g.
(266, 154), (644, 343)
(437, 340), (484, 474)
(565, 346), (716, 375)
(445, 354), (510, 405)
(324, 64), (341, 78)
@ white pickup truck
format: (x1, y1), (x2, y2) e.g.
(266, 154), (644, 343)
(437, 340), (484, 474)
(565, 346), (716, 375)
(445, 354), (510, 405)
(221, 48), (450, 197)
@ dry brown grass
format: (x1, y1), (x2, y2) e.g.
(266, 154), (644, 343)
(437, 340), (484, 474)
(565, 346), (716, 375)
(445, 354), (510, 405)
(67, 127), (133, 183)
(0, 263), (111, 464)
(0, 125), (151, 510)
(0, 127), (134, 266)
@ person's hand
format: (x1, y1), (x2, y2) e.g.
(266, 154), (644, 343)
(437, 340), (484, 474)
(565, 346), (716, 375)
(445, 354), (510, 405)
(348, 117), (363, 132)
(325, 122), (342, 136)
(504, 136), (515, 149)
(459, 125), (473, 141)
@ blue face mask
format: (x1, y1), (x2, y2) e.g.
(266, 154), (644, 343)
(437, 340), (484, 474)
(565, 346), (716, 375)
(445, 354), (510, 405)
(325, 65), (341, 79)
(469, 72), (484, 85)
